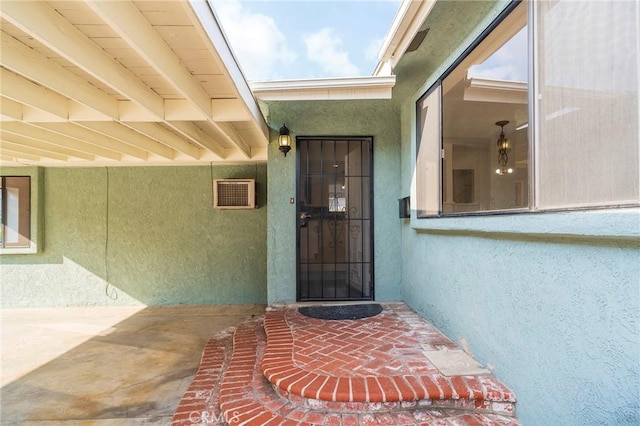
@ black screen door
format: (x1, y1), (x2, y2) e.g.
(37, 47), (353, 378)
(297, 137), (373, 301)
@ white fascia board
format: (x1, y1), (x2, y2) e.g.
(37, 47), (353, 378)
(463, 78), (528, 104)
(374, 0), (438, 76)
(188, 0), (268, 140)
(250, 76), (396, 101)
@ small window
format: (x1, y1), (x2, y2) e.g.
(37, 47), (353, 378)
(1, 176), (31, 248)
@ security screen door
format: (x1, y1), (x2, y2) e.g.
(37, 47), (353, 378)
(297, 137), (373, 301)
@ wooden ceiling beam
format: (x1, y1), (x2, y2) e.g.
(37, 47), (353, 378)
(0, 96), (22, 121)
(86, 1), (211, 117)
(35, 123), (148, 160)
(0, 1), (164, 118)
(0, 132), (94, 161)
(0, 31), (118, 120)
(77, 122), (176, 160)
(185, 0), (269, 145)
(0, 68), (69, 120)
(88, 1), (252, 158)
(1, 122), (121, 160)
(0, 141), (68, 161)
(123, 122), (201, 160)
(169, 121), (226, 159)
(0, 147), (39, 162)
(0, 0), (267, 164)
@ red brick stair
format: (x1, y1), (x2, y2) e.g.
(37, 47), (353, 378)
(172, 303), (520, 425)
(171, 328), (233, 425)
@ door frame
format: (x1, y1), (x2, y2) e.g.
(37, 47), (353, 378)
(295, 136), (375, 302)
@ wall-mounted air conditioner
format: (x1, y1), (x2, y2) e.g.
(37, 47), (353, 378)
(213, 179), (255, 209)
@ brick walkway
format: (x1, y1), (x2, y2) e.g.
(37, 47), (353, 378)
(172, 303), (519, 425)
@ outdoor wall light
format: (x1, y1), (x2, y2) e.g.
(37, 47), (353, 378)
(495, 120), (513, 175)
(278, 124), (292, 157)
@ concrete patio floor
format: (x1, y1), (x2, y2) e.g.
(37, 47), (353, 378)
(0, 304), (266, 425)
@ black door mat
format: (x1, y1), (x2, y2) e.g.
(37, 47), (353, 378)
(298, 303), (383, 320)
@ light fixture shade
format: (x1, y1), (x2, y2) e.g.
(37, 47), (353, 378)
(495, 120), (511, 173)
(278, 134), (291, 147)
(278, 124), (291, 156)
(497, 135), (510, 150)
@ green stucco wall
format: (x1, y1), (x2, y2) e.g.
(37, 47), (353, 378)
(0, 165), (267, 307)
(395, 0), (640, 424)
(401, 224), (639, 424)
(263, 99), (402, 304)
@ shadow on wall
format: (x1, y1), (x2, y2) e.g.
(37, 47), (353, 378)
(0, 165), (268, 306)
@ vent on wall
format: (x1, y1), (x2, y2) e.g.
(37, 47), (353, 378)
(406, 28), (429, 53)
(213, 179), (255, 209)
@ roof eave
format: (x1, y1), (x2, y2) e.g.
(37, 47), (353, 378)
(189, 0), (269, 142)
(250, 76), (396, 101)
(374, 0), (439, 77)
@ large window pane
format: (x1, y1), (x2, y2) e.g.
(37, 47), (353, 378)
(442, 2), (529, 214)
(416, 84), (441, 217)
(535, 0), (639, 208)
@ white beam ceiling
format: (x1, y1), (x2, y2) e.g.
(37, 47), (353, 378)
(0, 0), (269, 166)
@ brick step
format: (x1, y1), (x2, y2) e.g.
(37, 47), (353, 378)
(171, 328), (234, 425)
(262, 306), (516, 416)
(223, 318), (518, 425)
(172, 303), (521, 425)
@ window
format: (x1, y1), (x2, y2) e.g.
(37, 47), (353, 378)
(1, 176), (31, 248)
(534, 0), (639, 208)
(416, 85), (441, 217)
(0, 168), (40, 254)
(416, 0), (639, 217)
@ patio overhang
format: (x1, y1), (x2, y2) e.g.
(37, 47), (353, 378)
(0, 0), (269, 167)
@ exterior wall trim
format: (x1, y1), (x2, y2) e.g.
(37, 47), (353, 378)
(250, 76), (396, 101)
(410, 208), (640, 240)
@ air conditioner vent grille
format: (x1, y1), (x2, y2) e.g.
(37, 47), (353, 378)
(213, 179), (255, 209)
(217, 183), (248, 206)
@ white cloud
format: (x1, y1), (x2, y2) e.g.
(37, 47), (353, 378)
(468, 64), (524, 82)
(303, 28), (360, 77)
(213, 1), (296, 81)
(467, 27), (527, 82)
(365, 37), (384, 63)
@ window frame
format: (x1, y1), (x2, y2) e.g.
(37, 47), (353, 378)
(1, 176), (31, 248)
(415, 83), (443, 218)
(0, 167), (43, 255)
(414, 0), (639, 219)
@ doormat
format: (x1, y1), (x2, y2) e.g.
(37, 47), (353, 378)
(298, 303), (383, 320)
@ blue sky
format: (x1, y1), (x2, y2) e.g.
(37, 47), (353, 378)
(213, 0), (402, 81)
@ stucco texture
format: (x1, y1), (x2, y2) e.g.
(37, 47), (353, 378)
(395, 0), (640, 424)
(263, 99), (402, 304)
(0, 165), (267, 307)
(402, 231), (639, 424)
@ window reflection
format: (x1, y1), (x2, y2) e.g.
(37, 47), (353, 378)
(442, 2), (529, 213)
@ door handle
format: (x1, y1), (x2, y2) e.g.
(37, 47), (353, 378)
(299, 212), (311, 228)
